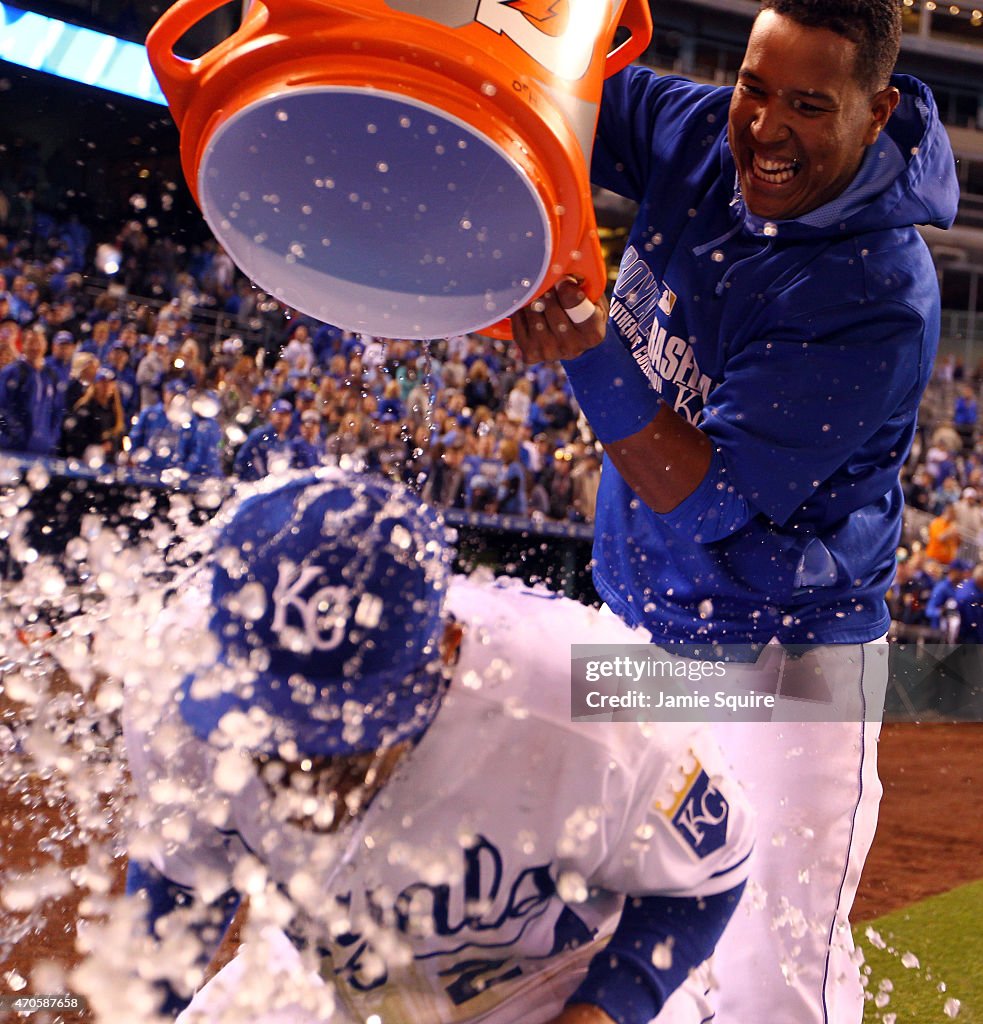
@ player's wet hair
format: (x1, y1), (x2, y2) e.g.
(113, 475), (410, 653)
(759, 0), (902, 91)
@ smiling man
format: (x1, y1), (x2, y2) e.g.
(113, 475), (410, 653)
(511, 1), (958, 1023)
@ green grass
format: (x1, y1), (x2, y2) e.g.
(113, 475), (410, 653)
(855, 880), (983, 1022)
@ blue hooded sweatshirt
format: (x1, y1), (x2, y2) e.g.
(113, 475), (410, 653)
(587, 68), (959, 645)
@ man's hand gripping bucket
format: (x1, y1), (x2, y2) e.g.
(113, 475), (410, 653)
(147, 0), (652, 340)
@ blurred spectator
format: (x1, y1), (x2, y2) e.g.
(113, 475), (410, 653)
(0, 322), (62, 454)
(234, 399), (294, 481)
(45, 329), (77, 390)
(925, 503), (961, 566)
(955, 565), (983, 643)
(464, 358), (496, 412)
(546, 446), (577, 521)
(290, 410), (325, 470)
(326, 409), (369, 461)
(465, 434), (502, 512)
(0, 318), (19, 368)
(571, 447), (602, 523)
(366, 412), (409, 481)
(932, 474), (962, 514)
(282, 323), (315, 375)
(289, 388), (318, 436)
(137, 335), (171, 409)
(505, 377), (533, 425)
(62, 368), (125, 465)
(107, 343), (139, 422)
(496, 439), (527, 516)
(953, 384), (978, 452)
(902, 465), (935, 513)
(174, 336), (206, 387)
(926, 558), (971, 630)
(890, 551), (939, 626)
(84, 318), (113, 362)
(181, 393), (224, 479)
(128, 379), (191, 475)
(423, 437), (467, 509)
(952, 487), (983, 547)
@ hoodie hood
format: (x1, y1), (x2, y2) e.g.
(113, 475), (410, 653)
(727, 74), (959, 241)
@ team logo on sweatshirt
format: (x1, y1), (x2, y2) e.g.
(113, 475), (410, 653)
(609, 245), (713, 425)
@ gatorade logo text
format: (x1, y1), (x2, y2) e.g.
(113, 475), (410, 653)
(475, 0), (605, 80)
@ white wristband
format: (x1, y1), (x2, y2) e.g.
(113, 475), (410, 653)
(565, 296), (596, 325)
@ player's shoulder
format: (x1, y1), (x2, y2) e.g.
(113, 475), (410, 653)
(446, 572), (648, 645)
(443, 573), (671, 755)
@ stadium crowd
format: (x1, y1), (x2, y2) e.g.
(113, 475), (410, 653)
(893, 370), (983, 643)
(4, 192), (983, 647)
(0, 206), (601, 523)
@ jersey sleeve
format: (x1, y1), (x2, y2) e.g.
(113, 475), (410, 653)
(592, 66), (721, 203)
(591, 723), (755, 899)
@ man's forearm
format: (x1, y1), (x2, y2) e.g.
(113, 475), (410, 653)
(602, 404), (713, 513)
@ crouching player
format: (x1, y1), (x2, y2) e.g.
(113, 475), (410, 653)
(123, 470), (754, 1023)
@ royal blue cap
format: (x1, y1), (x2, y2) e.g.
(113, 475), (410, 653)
(270, 399), (293, 415)
(179, 470), (452, 756)
(53, 330), (75, 346)
(94, 367), (116, 382)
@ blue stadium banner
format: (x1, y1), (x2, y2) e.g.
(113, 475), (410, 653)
(0, 2), (166, 105)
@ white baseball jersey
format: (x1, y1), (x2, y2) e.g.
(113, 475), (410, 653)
(125, 576), (754, 1024)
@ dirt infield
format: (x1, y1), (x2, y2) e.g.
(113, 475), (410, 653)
(1, 719), (980, 1019)
(855, 721), (983, 922)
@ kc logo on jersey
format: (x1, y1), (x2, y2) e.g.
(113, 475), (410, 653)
(656, 764), (730, 860)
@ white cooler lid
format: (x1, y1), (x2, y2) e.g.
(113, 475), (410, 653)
(199, 87), (552, 339)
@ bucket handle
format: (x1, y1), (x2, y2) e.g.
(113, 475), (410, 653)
(605, 0), (653, 78)
(146, 0), (267, 125)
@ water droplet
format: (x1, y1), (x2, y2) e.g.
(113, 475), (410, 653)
(354, 593), (383, 629)
(651, 937), (674, 969)
(192, 393), (221, 419)
(556, 871), (588, 903)
(763, 222), (779, 237)
(901, 951), (920, 969)
(213, 748), (252, 794)
(236, 582), (268, 622)
(26, 463), (50, 490)
(944, 998), (961, 1017)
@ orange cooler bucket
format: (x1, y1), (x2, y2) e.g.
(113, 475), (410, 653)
(147, 0), (652, 340)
